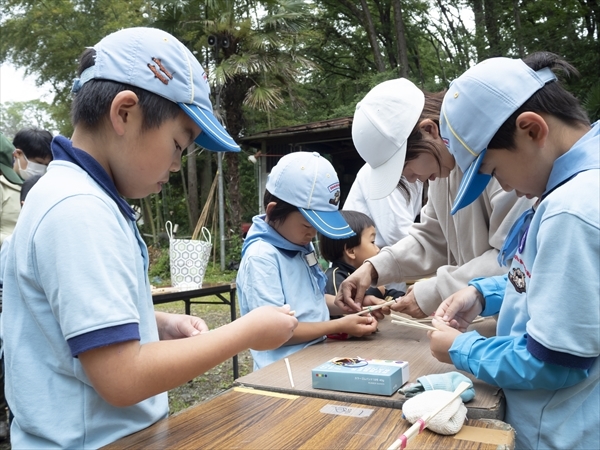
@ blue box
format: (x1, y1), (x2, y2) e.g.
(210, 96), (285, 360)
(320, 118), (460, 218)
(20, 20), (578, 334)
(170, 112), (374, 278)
(312, 357), (409, 396)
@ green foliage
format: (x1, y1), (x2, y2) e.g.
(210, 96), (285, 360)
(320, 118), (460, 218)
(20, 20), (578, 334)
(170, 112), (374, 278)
(584, 83), (600, 122)
(148, 245), (171, 283)
(0, 100), (61, 138)
(0, 0), (150, 135)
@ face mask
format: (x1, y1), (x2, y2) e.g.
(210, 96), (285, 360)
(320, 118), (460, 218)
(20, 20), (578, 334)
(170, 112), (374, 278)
(16, 154), (47, 180)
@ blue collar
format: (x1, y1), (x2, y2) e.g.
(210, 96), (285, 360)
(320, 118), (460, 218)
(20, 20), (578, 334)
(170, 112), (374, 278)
(498, 122), (600, 266)
(51, 136), (135, 221)
(242, 214), (328, 294)
(543, 121), (600, 196)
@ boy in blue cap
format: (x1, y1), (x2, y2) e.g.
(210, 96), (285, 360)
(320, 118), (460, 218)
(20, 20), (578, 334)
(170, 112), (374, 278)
(238, 152), (379, 370)
(1, 27), (297, 449)
(429, 53), (599, 449)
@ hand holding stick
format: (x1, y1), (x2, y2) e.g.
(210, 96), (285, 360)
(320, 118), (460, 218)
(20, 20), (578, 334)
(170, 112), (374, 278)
(387, 381), (471, 450)
(352, 296), (396, 316)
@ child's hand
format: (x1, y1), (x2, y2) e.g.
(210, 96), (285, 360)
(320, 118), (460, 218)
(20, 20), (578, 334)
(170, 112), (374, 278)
(155, 311), (209, 340)
(427, 318), (462, 364)
(338, 314), (379, 337)
(389, 286), (427, 318)
(244, 305), (298, 350)
(434, 286), (484, 332)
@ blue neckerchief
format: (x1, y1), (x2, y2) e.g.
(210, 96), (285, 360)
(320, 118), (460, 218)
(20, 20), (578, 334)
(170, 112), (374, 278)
(51, 136), (135, 221)
(498, 122), (600, 266)
(242, 214), (328, 293)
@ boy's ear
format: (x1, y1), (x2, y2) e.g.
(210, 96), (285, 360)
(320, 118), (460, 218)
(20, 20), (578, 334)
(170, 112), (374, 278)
(265, 201), (277, 216)
(418, 118), (440, 139)
(344, 245), (356, 261)
(109, 91), (141, 136)
(515, 112), (549, 148)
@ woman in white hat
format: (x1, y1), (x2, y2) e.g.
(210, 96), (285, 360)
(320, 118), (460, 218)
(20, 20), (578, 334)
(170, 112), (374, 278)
(335, 78), (533, 318)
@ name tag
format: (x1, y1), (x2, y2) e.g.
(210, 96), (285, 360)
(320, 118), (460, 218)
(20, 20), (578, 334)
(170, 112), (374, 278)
(304, 252), (318, 267)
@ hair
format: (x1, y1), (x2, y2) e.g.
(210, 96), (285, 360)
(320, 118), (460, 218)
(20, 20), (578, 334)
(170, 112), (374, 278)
(71, 48), (181, 129)
(263, 189), (299, 225)
(488, 52), (590, 150)
(12, 128), (53, 161)
(319, 210), (375, 262)
(397, 90), (446, 197)
(20, 174), (43, 204)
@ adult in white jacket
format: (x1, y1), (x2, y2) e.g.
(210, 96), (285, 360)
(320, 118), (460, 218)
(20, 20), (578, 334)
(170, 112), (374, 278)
(335, 78), (534, 317)
(343, 164), (422, 295)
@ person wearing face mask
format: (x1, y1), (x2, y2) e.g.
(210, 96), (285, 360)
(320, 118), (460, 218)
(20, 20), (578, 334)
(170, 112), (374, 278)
(334, 78), (534, 319)
(12, 127), (53, 181)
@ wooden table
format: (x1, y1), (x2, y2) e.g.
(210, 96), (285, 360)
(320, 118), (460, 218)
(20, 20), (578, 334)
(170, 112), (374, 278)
(152, 282), (239, 379)
(236, 318), (504, 420)
(103, 387), (515, 449)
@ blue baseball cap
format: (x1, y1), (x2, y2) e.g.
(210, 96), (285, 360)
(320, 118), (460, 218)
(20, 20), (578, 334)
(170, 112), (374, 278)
(440, 57), (556, 214)
(71, 27), (240, 153)
(266, 152), (355, 239)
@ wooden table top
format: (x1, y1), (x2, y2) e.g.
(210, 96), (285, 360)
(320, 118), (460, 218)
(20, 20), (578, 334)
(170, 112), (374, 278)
(236, 317), (504, 420)
(104, 387), (514, 450)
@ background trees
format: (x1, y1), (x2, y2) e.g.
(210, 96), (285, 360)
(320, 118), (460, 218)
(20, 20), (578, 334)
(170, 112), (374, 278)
(1, 0), (598, 264)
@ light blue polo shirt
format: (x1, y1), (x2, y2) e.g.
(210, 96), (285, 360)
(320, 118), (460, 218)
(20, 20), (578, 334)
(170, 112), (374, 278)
(2, 136), (168, 448)
(237, 215), (329, 370)
(452, 123), (600, 449)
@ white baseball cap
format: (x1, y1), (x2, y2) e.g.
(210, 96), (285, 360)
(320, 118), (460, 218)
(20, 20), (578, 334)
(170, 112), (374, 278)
(352, 78), (425, 200)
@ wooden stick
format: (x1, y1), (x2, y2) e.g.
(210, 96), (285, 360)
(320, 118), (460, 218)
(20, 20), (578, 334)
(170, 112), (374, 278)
(353, 298), (397, 316)
(284, 358), (295, 388)
(390, 314), (437, 331)
(413, 316), (485, 324)
(391, 320), (437, 332)
(387, 381), (471, 450)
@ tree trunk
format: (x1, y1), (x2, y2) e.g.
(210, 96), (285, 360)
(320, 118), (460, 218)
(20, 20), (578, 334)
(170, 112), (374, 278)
(483, 0), (502, 56)
(359, 0), (386, 72)
(187, 145), (199, 229)
(513, 0), (524, 57)
(469, 0), (486, 61)
(392, 0), (410, 77)
(338, 0), (386, 72)
(200, 150), (213, 207)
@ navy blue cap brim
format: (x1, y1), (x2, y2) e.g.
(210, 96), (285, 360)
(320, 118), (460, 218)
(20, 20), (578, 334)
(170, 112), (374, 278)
(298, 208), (356, 239)
(451, 149), (492, 215)
(180, 103), (240, 153)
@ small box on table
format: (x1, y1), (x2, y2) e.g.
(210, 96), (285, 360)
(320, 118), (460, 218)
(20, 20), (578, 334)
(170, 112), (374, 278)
(312, 357), (409, 396)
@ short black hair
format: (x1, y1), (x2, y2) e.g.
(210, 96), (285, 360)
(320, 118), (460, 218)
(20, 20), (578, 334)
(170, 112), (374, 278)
(20, 174), (43, 204)
(12, 128), (53, 161)
(488, 52), (590, 150)
(319, 210), (375, 262)
(71, 48), (181, 130)
(263, 189), (298, 225)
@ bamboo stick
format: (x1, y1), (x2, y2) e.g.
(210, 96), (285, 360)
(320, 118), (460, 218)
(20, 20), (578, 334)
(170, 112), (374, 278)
(353, 296), (397, 316)
(391, 320), (437, 332)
